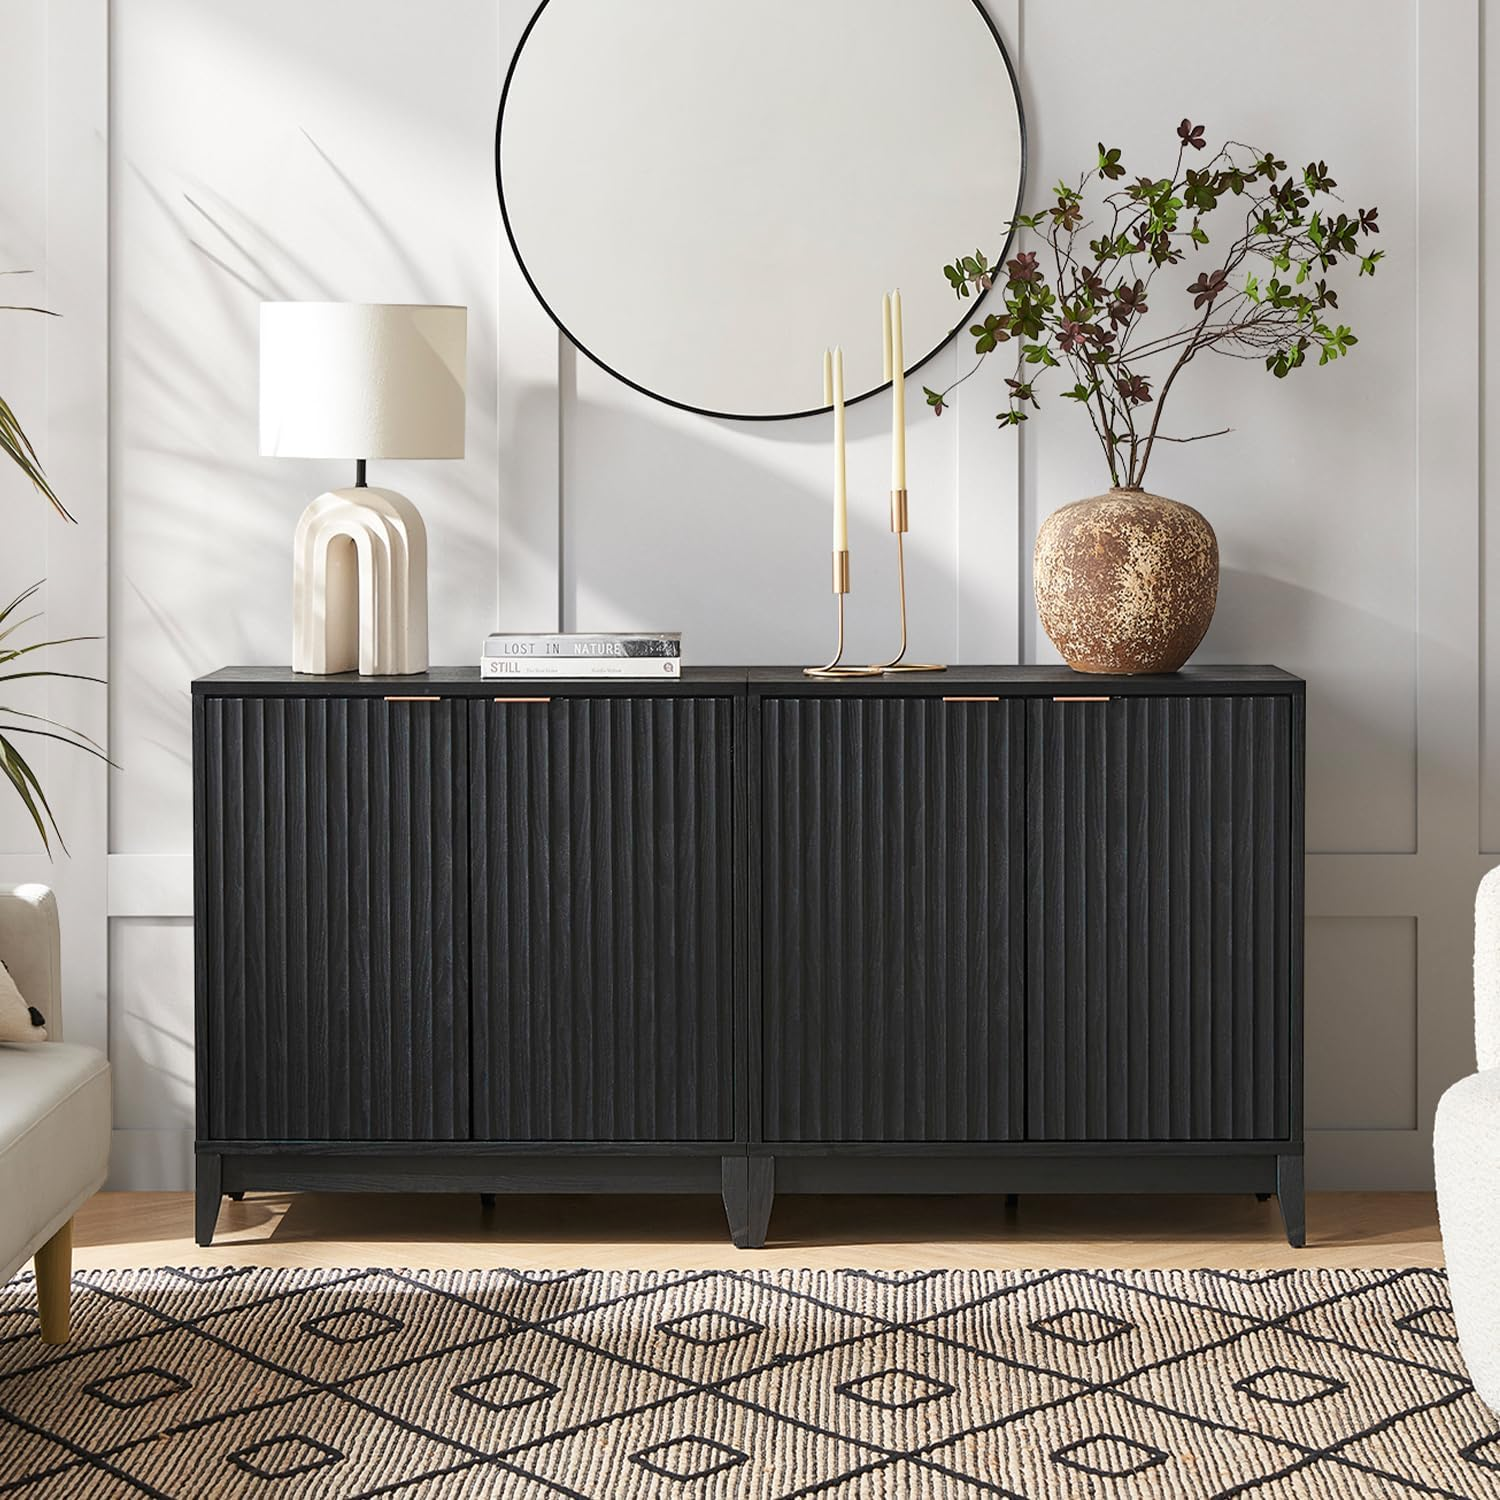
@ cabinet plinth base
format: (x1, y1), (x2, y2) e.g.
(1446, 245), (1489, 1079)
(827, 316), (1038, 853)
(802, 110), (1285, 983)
(193, 1145), (1302, 1248)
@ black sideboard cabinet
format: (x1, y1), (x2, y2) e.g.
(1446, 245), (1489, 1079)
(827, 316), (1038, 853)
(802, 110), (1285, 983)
(193, 665), (1305, 1247)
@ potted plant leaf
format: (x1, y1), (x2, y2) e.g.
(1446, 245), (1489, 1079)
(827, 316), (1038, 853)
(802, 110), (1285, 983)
(928, 121), (1382, 673)
(1, 276), (106, 851)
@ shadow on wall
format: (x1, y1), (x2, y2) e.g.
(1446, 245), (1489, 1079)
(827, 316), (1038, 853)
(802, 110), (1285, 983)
(1206, 567), (1417, 854)
(553, 376), (963, 667)
(113, 140), (502, 846)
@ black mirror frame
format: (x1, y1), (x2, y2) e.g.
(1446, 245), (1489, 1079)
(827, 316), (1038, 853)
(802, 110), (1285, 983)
(495, 0), (1028, 423)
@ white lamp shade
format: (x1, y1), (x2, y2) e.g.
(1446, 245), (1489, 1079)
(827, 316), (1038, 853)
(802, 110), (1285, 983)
(259, 302), (467, 460)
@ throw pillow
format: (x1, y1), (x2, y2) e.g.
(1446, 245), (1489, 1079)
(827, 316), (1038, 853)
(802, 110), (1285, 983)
(0, 959), (47, 1041)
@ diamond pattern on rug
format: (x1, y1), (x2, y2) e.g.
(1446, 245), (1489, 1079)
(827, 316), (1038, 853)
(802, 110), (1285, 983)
(507, 1387), (874, 1498)
(112, 1388), (472, 1498)
(836, 1368), (957, 1411)
(225, 1432), (343, 1480)
(1394, 1303), (1462, 1345)
(0, 1320), (306, 1455)
(1028, 1304), (1135, 1348)
(1120, 1317), (1471, 1451)
(1284, 1267), (1472, 1379)
(300, 1303), (404, 1347)
(922, 1269), (1249, 1386)
(928, 1387), (1306, 1499)
(1052, 1430), (1170, 1478)
(1333, 1386), (1500, 1497)
(0, 1265), (1497, 1499)
(1232, 1363), (1348, 1408)
(631, 1432), (751, 1480)
(544, 1269), (881, 1386)
(658, 1307), (765, 1348)
(80, 1363), (191, 1411)
(450, 1367), (559, 1414)
(728, 1323), (1075, 1456)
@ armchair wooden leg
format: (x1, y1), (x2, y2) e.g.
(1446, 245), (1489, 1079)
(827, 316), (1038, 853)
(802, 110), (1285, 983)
(34, 1218), (72, 1345)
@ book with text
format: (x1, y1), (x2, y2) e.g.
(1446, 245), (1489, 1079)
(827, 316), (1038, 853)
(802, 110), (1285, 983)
(481, 655), (681, 680)
(483, 632), (681, 659)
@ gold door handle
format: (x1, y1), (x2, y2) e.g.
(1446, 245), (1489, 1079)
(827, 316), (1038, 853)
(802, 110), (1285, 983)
(1052, 695), (1112, 703)
(383, 695), (441, 702)
(492, 696), (552, 704)
(943, 695), (1000, 703)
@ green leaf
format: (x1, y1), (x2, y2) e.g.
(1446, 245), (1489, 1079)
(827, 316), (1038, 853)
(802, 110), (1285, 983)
(0, 396), (71, 521)
(0, 736), (59, 853)
(0, 580), (107, 852)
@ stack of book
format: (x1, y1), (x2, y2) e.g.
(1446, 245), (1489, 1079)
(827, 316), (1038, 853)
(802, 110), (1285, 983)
(480, 632), (682, 680)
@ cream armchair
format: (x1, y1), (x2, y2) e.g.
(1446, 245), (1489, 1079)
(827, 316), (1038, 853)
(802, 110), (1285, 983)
(0, 884), (110, 1342)
(1435, 866), (1500, 1411)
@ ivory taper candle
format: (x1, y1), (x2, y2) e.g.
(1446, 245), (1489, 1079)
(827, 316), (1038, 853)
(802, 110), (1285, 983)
(832, 346), (848, 552)
(890, 290), (907, 490)
(882, 293), (893, 382)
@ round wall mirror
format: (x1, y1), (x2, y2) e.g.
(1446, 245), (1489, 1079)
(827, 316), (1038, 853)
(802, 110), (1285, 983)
(496, 0), (1025, 420)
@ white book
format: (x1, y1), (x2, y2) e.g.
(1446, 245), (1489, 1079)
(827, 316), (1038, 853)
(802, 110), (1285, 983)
(483, 632), (680, 659)
(481, 655), (681, 680)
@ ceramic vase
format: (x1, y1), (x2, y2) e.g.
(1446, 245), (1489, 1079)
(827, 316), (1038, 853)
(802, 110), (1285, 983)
(1034, 486), (1218, 674)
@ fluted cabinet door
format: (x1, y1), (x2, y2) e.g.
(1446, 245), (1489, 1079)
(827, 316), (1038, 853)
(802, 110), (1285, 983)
(1028, 695), (1292, 1142)
(761, 696), (1025, 1143)
(470, 697), (736, 1142)
(200, 696), (468, 1141)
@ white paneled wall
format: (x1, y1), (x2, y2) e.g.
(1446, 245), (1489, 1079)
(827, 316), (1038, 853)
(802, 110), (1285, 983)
(0, 0), (1490, 1188)
(0, 0), (108, 1072)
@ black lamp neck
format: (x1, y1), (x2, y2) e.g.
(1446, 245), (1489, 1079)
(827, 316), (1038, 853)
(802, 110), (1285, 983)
(354, 458), (367, 489)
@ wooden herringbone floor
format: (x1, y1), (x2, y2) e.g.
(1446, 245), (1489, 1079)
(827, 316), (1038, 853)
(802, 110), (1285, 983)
(71, 1192), (1441, 1273)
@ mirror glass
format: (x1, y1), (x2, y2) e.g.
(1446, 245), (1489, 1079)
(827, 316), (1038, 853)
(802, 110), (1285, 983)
(497, 0), (1024, 420)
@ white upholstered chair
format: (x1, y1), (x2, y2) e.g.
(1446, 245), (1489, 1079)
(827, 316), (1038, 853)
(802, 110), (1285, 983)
(1435, 866), (1500, 1411)
(0, 884), (110, 1342)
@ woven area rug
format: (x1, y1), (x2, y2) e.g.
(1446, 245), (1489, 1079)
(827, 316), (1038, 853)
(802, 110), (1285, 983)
(0, 1266), (1496, 1498)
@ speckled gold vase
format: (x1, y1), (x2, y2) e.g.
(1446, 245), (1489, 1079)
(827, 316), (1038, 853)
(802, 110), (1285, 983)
(1034, 487), (1218, 674)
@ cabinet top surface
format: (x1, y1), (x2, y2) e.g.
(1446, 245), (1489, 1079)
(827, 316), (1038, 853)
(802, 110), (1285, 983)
(193, 664), (1304, 696)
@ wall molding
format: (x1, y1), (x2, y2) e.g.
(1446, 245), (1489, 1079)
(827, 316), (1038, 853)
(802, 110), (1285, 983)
(1304, 0), (1486, 1188)
(108, 854), (192, 918)
(39, 0), (109, 1058)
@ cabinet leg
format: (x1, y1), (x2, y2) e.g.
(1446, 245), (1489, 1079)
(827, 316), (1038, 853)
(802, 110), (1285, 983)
(1276, 1154), (1305, 1248)
(195, 1154), (223, 1248)
(722, 1156), (774, 1249)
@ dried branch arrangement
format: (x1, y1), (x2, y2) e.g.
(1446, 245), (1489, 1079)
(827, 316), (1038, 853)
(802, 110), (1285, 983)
(926, 120), (1383, 490)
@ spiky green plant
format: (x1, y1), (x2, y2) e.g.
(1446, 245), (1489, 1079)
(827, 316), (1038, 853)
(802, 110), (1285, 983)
(0, 271), (70, 520)
(2, 277), (101, 853)
(0, 582), (106, 853)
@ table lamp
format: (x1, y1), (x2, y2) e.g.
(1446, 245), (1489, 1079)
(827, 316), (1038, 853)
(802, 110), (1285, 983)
(260, 302), (467, 675)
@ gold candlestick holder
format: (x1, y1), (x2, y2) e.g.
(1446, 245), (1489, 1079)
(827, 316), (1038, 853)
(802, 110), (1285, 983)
(871, 489), (945, 672)
(805, 549), (883, 678)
